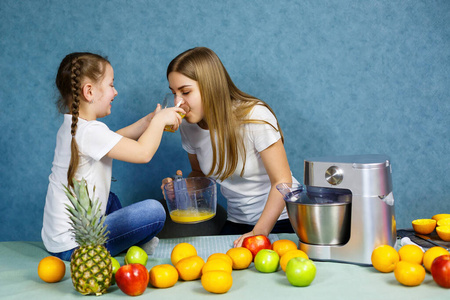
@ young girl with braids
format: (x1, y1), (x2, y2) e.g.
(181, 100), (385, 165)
(162, 47), (298, 247)
(42, 52), (185, 261)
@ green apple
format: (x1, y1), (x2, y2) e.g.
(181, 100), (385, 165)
(254, 249), (280, 273)
(125, 246), (148, 266)
(110, 256), (121, 285)
(285, 257), (316, 287)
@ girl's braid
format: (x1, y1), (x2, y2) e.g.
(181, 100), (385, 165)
(67, 57), (81, 187)
(70, 58), (81, 136)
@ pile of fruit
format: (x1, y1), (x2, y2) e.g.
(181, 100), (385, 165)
(37, 178), (318, 296)
(111, 234), (315, 295)
(371, 213), (450, 288)
(37, 185), (450, 297)
(38, 234), (315, 296)
(412, 213), (450, 241)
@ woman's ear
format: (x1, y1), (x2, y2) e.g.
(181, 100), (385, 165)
(81, 83), (94, 103)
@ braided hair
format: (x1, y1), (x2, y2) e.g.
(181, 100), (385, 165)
(55, 52), (109, 187)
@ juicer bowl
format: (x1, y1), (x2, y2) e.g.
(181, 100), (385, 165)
(164, 177), (217, 224)
(283, 186), (352, 245)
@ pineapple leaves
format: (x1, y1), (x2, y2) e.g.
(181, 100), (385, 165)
(63, 177), (109, 246)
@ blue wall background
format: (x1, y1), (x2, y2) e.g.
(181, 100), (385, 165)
(0, 0), (449, 241)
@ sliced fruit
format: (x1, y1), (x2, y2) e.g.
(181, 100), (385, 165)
(412, 219), (436, 235)
(437, 218), (450, 227)
(436, 226), (450, 242)
(432, 214), (450, 221)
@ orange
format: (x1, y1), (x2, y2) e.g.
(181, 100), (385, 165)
(37, 256), (66, 283)
(226, 247), (253, 270)
(202, 258), (232, 274)
(423, 246), (450, 272)
(280, 249), (309, 272)
(175, 255), (205, 281)
(207, 253), (233, 267)
(272, 239), (298, 257)
(170, 243), (197, 266)
(432, 214), (450, 221)
(149, 264), (178, 288)
(371, 245), (399, 273)
(436, 226), (450, 241)
(437, 218), (450, 227)
(398, 244), (424, 265)
(201, 270), (233, 294)
(394, 261), (426, 286)
(412, 219), (436, 235)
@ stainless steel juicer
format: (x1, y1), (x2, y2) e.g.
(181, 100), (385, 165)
(278, 154), (396, 265)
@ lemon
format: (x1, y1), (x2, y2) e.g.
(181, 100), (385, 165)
(394, 261), (425, 286)
(432, 214), (450, 221)
(149, 264), (178, 288)
(371, 245), (399, 273)
(412, 219), (436, 235)
(423, 246), (450, 272)
(202, 258), (233, 274)
(171, 243), (197, 266)
(436, 226), (450, 242)
(226, 247), (253, 270)
(272, 239), (298, 257)
(201, 271), (233, 294)
(398, 244), (424, 265)
(437, 218), (450, 227)
(207, 253), (233, 267)
(175, 255), (205, 281)
(38, 256), (66, 283)
(280, 249), (309, 272)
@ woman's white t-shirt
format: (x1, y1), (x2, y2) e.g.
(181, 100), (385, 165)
(41, 114), (122, 253)
(180, 104), (298, 225)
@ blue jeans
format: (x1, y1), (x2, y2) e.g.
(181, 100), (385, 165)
(50, 192), (166, 261)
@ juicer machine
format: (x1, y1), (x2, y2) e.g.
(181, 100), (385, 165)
(281, 154), (396, 265)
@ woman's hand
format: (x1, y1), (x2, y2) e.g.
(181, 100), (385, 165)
(160, 177), (172, 200)
(233, 231), (255, 248)
(161, 170), (183, 199)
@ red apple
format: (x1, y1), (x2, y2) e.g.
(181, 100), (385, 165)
(115, 263), (149, 296)
(431, 255), (450, 288)
(242, 235), (271, 260)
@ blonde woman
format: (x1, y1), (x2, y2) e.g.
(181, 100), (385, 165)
(164, 47), (298, 247)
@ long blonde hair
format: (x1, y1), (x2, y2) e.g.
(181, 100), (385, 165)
(167, 47), (284, 181)
(55, 52), (109, 187)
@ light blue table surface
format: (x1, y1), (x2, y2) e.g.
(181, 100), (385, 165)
(0, 234), (448, 299)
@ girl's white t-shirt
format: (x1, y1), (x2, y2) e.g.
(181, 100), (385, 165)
(41, 114), (122, 253)
(180, 104), (298, 225)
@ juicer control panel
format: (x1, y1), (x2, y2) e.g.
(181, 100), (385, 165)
(325, 166), (343, 185)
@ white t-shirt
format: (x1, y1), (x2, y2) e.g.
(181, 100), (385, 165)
(180, 104), (298, 225)
(42, 114), (122, 252)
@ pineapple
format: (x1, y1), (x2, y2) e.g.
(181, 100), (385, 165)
(63, 178), (112, 296)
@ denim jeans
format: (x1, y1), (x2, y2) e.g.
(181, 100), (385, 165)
(50, 192), (166, 261)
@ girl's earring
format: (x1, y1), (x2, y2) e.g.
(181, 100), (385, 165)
(89, 99), (95, 105)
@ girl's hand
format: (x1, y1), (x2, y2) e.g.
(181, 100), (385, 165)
(145, 103), (162, 123)
(154, 107), (185, 131)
